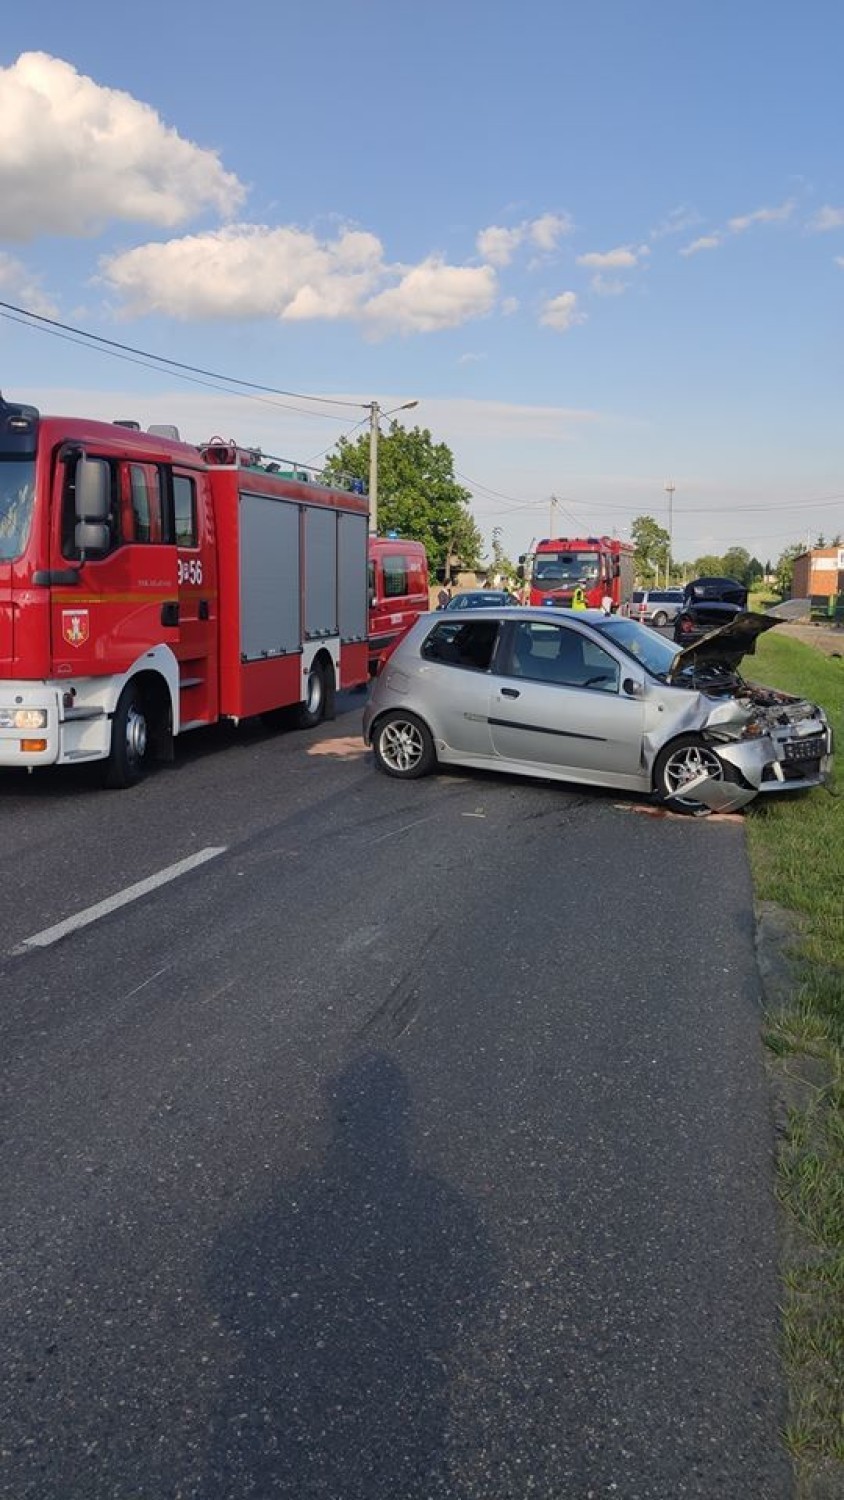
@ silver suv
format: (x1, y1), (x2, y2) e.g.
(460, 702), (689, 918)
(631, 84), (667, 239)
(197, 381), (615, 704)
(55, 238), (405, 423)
(626, 588), (684, 627)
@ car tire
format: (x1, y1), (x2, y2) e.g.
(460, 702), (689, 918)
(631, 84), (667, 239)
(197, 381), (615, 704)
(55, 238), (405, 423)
(652, 734), (738, 816)
(372, 711), (437, 779)
(104, 683), (151, 788)
(652, 610), (669, 627)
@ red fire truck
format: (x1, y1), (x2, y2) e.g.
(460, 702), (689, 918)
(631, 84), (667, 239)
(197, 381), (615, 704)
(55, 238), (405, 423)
(367, 536), (429, 675)
(525, 535), (635, 612)
(0, 395), (370, 786)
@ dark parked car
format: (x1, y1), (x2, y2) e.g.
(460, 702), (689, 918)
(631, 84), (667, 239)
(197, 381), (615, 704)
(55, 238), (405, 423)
(674, 576), (748, 645)
(444, 589), (520, 611)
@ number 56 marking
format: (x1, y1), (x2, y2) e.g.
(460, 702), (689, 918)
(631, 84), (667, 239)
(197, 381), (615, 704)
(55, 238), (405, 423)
(178, 558), (203, 585)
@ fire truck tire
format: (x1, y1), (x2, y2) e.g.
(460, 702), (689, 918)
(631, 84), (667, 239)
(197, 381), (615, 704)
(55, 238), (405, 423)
(104, 684), (151, 788)
(371, 711), (437, 779)
(295, 659), (329, 729)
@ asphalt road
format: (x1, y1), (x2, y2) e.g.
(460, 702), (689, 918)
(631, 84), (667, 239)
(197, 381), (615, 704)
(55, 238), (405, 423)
(0, 695), (791, 1498)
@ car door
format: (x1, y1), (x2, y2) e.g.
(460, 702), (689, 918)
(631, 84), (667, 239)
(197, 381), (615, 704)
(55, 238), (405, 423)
(418, 616), (499, 757)
(488, 618), (646, 781)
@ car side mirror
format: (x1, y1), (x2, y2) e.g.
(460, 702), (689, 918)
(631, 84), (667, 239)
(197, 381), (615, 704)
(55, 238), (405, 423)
(622, 677), (644, 697)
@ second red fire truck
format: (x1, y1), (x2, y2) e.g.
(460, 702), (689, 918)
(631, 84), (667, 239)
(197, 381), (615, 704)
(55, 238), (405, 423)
(0, 395), (375, 786)
(524, 534), (635, 612)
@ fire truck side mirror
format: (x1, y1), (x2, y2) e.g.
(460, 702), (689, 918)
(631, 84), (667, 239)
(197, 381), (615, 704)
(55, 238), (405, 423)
(74, 455), (111, 555)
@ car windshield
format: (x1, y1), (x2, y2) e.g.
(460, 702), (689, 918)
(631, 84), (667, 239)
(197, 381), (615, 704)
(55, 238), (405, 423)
(592, 616), (679, 679)
(0, 458), (36, 561)
(533, 551), (599, 587)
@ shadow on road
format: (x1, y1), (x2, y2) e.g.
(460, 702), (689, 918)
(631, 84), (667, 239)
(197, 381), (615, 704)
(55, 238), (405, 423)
(206, 1052), (494, 1497)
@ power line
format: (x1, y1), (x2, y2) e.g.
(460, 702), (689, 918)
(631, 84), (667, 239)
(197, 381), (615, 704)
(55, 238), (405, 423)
(0, 297), (363, 414)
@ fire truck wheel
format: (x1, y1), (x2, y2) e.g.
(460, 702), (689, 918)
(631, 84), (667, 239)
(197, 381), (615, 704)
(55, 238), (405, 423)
(104, 684), (151, 788)
(296, 660), (328, 729)
(372, 712), (436, 779)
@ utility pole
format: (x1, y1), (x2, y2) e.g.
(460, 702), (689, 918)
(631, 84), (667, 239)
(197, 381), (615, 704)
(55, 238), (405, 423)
(665, 480), (675, 586)
(549, 494), (559, 536)
(366, 398), (418, 536)
(368, 401), (381, 536)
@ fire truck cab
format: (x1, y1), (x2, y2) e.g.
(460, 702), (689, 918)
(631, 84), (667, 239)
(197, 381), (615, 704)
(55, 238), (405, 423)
(367, 536), (429, 674)
(524, 535), (635, 613)
(0, 396), (370, 785)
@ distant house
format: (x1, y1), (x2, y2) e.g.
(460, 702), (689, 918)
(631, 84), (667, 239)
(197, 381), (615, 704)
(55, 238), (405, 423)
(792, 545), (844, 601)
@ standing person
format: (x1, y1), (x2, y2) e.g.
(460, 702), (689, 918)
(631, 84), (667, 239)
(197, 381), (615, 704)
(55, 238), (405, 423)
(571, 584), (587, 611)
(601, 589), (614, 615)
(437, 586), (451, 609)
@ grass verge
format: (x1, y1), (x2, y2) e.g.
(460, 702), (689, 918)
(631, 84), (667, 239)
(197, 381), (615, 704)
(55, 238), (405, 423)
(745, 632), (844, 1490)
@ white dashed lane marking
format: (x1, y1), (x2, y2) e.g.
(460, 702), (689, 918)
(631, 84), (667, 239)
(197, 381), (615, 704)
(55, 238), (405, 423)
(12, 847), (227, 955)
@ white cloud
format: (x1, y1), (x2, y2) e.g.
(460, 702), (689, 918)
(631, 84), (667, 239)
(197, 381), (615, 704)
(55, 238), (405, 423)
(101, 224), (385, 320)
(680, 234), (722, 257)
(577, 245), (644, 270)
(650, 206), (703, 239)
(540, 291), (586, 332)
(809, 205), (844, 232)
(727, 199), (795, 233)
(835, 257), (844, 269)
(501, 296), (520, 316)
(528, 213), (574, 251)
(476, 213), (572, 266)
(103, 225), (499, 336)
(476, 225), (524, 266)
(590, 274), (627, 297)
(362, 259), (498, 336)
(0, 51), (245, 242)
(0, 252), (57, 316)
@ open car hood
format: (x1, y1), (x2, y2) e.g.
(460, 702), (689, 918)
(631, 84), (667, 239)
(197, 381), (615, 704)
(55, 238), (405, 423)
(667, 610), (784, 681)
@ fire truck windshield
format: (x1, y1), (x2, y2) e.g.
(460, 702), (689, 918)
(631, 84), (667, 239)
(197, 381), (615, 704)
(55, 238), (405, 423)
(533, 551), (599, 587)
(0, 458), (35, 561)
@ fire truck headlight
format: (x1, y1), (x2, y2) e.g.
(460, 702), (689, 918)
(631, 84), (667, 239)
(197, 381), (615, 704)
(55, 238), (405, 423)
(0, 708), (49, 729)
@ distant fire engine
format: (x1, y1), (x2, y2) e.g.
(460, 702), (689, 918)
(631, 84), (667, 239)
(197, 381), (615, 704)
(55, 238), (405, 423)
(523, 535), (635, 612)
(0, 395), (371, 785)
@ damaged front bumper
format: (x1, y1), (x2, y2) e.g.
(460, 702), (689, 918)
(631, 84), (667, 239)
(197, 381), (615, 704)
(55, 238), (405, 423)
(683, 718), (834, 812)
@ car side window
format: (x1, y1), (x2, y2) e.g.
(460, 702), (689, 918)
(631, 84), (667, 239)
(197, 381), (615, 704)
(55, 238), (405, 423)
(422, 619), (499, 671)
(505, 621), (620, 692)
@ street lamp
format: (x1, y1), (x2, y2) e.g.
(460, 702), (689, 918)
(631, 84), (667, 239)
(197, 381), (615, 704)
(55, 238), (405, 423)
(665, 480), (675, 586)
(366, 398), (419, 535)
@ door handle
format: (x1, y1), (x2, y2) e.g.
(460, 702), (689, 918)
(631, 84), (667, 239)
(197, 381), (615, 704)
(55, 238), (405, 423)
(501, 687), (520, 698)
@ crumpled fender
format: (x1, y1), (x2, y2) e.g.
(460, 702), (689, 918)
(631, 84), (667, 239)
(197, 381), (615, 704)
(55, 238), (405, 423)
(714, 737), (770, 790)
(667, 772), (758, 812)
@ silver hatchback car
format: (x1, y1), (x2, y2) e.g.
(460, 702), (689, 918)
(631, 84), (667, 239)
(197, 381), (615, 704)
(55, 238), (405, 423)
(362, 608), (832, 815)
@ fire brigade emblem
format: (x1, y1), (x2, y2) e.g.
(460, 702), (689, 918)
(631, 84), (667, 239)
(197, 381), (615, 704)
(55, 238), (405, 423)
(62, 609), (90, 647)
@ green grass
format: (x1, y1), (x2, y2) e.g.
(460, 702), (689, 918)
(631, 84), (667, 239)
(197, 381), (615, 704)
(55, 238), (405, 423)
(745, 632), (844, 1483)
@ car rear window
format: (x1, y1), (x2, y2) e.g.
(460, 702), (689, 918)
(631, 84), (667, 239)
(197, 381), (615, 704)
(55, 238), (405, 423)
(631, 591), (644, 603)
(422, 619), (499, 671)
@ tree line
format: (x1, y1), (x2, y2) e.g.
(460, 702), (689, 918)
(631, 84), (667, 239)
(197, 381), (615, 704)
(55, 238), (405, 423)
(631, 516), (841, 596)
(322, 424), (837, 597)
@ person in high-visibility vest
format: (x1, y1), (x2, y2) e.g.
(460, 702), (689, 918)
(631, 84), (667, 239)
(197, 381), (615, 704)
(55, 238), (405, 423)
(571, 584), (587, 610)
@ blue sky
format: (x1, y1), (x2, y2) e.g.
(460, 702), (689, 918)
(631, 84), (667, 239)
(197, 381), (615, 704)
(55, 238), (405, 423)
(2, 0), (843, 569)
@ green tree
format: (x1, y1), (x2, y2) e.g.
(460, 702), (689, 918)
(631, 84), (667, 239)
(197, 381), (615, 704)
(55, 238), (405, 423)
(746, 556), (764, 586)
(774, 541), (804, 598)
(631, 514), (669, 584)
(489, 525), (515, 583)
(693, 554), (725, 578)
(322, 422), (483, 576)
(721, 546), (751, 584)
